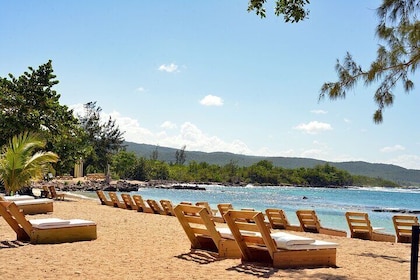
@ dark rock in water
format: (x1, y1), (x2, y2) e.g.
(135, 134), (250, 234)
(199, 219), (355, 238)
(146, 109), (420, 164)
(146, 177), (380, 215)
(372, 208), (420, 214)
(302, 196), (308, 199)
(169, 184), (206, 191)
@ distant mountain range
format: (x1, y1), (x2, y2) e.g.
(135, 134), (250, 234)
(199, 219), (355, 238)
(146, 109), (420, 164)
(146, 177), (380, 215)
(125, 141), (420, 186)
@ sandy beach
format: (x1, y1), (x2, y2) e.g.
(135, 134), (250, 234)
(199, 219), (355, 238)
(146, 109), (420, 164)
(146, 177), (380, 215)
(0, 196), (414, 280)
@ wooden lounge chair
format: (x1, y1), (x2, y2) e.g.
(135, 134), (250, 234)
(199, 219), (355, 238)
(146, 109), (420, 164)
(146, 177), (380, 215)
(392, 215), (419, 243)
(48, 186), (65, 201)
(345, 211), (395, 242)
(146, 199), (165, 214)
(296, 210), (347, 237)
(96, 190), (114, 206)
(223, 210), (338, 268)
(265, 208), (302, 231)
(0, 196), (53, 215)
(41, 186), (51, 198)
(160, 199), (175, 216)
(0, 201), (96, 244)
(108, 192), (126, 209)
(132, 195), (153, 213)
(121, 194), (139, 210)
(216, 203), (234, 223)
(174, 204), (241, 258)
(195, 201), (224, 223)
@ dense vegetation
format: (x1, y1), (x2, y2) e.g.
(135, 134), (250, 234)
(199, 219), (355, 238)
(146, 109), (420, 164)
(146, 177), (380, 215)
(111, 150), (400, 188)
(0, 62), (125, 181)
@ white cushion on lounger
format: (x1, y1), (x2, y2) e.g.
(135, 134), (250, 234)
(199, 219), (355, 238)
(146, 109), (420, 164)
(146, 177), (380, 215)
(271, 232), (337, 250)
(275, 239), (339, 250)
(3, 195), (35, 201)
(30, 218), (71, 228)
(30, 218), (95, 229)
(14, 199), (53, 206)
(271, 231), (315, 246)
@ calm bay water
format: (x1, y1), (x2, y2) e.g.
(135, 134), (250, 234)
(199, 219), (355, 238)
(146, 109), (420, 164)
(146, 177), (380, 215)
(84, 184), (420, 234)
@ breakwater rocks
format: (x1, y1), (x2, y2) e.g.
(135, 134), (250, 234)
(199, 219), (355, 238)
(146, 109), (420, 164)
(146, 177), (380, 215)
(372, 208), (420, 214)
(30, 180), (207, 193)
(156, 184), (206, 191)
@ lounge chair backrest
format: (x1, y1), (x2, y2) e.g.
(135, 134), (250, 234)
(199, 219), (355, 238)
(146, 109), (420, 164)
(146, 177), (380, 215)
(196, 201), (213, 215)
(48, 186), (64, 200)
(0, 201), (32, 240)
(296, 210), (321, 233)
(146, 199), (164, 214)
(265, 208), (291, 229)
(174, 204), (222, 251)
(224, 210), (276, 261)
(393, 215), (419, 243)
(217, 203), (234, 222)
(132, 195), (153, 213)
(345, 212), (373, 239)
(160, 200), (175, 215)
(108, 192), (126, 209)
(42, 186), (51, 198)
(96, 190), (112, 206)
(121, 194), (137, 210)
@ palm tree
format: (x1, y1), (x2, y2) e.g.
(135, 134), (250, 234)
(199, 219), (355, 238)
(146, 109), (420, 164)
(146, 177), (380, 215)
(0, 132), (59, 195)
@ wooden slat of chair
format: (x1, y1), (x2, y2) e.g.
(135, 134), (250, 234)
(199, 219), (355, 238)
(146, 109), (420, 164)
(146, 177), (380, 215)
(265, 208), (302, 231)
(121, 194), (138, 210)
(297, 210), (347, 237)
(217, 203), (234, 223)
(146, 199), (165, 214)
(132, 195), (153, 213)
(0, 201), (30, 241)
(393, 215), (419, 243)
(174, 204), (241, 258)
(48, 186), (65, 201)
(346, 211), (395, 242)
(96, 190), (113, 206)
(160, 200), (175, 216)
(108, 192), (126, 209)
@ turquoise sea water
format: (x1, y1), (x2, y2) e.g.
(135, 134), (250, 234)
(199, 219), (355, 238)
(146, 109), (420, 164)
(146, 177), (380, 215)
(87, 185), (420, 234)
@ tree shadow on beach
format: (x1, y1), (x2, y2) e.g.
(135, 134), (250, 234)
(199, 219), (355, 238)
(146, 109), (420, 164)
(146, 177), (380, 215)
(226, 263), (349, 279)
(0, 240), (29, 249)
(175, 249), (223, 265)
(357, 252), (409, 263)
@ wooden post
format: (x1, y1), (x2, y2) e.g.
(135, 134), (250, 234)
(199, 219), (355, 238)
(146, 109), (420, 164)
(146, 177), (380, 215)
(411, 225), (419, 280)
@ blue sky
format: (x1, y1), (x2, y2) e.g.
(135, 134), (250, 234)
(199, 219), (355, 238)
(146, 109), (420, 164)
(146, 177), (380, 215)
(2, 1), (419, 170)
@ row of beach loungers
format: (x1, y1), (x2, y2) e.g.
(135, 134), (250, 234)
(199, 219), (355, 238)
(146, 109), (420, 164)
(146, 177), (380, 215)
(96, 190), (419, 268)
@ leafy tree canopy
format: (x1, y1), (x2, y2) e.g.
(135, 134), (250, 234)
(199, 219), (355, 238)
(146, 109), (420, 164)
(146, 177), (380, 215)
(248, 0), (310, 22)
(0, 60), (79, 145)
(319, 0), (419, 123)
(0, 61), (85, 174)
(78, 102), (125, 174)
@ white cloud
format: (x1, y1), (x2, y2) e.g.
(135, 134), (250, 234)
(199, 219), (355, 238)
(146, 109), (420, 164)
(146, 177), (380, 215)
(158, 63), (179, 73)
(311, 109), (327, 114)
(160, 121), (177, 130)
(88, 108), (252, 155)
(380, 145), (405, 153)
(199, 95), (224, 106)
(294, 121), (332, 134)
(136, 87), (145, 92)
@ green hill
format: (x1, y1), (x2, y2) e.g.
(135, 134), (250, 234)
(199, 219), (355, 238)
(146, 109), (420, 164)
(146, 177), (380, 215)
(125, 141), (420, 186)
